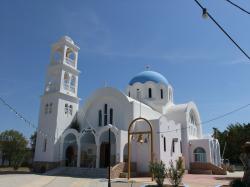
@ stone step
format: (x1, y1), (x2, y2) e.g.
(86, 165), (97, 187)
(119, 172), (137, 178)
(45, 167), (108, 178)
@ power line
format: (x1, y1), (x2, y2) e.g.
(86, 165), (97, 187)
(224, 0), (250, 15)
(202, 103), (250, 124)
(158, 103), (250, 134)
(0, 96), (54, 141)
(193, 0), (250, 61)
(1, 96), (250, 136)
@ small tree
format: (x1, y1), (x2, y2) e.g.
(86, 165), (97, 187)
(30, 131), (37, 159)
(0, 130), (28, 170)
(167, 157), (185, 187)
(149, 160), (167, 187)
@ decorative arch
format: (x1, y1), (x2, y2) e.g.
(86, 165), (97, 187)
(127, 117), (153, 180)
(63, 72), (70, 90)
(186, 102), (202, 138)
(61, 129), (80, 167)
(70, 75), (76, 93)
(96, 125), (119, 144)
(98, 128), (117, 168)
(66, 48), (75, 60)
(79, 132), (97, 168)
(61, 128), (79, 144)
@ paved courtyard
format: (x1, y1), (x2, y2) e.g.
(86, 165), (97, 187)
(0, 172), (244, 187)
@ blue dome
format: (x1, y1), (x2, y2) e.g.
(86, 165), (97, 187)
(129, 71), (168, 86)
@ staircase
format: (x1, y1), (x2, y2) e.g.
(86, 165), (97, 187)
(110, 162), (137, 178)
(190, 162), (227, 175)
(44, 167), (108, 178)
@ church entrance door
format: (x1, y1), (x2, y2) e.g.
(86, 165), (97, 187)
(65, 145), (77, 167)
(100, 143), (109, 168)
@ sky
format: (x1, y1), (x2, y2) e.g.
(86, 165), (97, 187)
(0, 0), (250, 139)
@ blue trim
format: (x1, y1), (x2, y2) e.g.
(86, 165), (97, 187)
(129, 71), (168, 86)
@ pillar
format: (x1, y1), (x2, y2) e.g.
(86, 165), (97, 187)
(77, 141), (81, 167)
(96, 144), (100, 168)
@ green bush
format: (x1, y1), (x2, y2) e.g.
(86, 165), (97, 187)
(166, 157), (185, 187)
(149, 160), (167, 187)
(229, 178), (247, 187)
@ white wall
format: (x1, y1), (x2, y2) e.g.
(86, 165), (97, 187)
(157, 117), (182, 168)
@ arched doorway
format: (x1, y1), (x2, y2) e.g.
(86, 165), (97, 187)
(99, 130), (116, 168)
(63, 133), (78, 167)
(194, 147), (206, 163)
(80, 133), (96, 168)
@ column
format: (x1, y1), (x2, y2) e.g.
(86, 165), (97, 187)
(77, 142), (81, 167)
(96, 144), (100, 168)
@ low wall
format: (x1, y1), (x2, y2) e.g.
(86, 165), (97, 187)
(190, 162), (226, 175)
(33, 161), (61, 173)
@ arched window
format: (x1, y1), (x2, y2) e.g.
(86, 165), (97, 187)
(66, 48), (75, 60)
(70, 76), (76, 93)
(66, 48), (75, 67)
(43, 138), (47, 152)
(169, 89), (172, 101)
(104, 104), (108, 126)
(189, 111), (196, 125)
(180, 141), (182, 153)
(136, 89), (141, 100)
(64, 72), (70, 90)
(49, 103), (53, 113)
(160, 89), (163, 99)
(110, 108), (113, 125)
(45, 104), (49, 114)
(148, 88), (152, 98)
(163, 137), (166, 152)
(98, 110), (102, 126)
(65, 103), (68, 114)
(128, 91), (130, 97)
(194, 147), (206, 162)
(69, 105), (73, 115)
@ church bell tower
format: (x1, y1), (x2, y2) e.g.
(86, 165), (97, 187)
(34, 36), (80, 166)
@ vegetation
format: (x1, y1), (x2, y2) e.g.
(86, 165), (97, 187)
(149, 157), (185, 187)
(149, 160), (167, 187)
(166, 157), (185, 187)
(213, 123), (250, 164)
(0, 130), (28, 170)
(30, 131), (37, 158)
(229, 178), (247, 187)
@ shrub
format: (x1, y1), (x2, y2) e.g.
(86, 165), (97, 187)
(149, 160), (167, 187)
(166, 157), (185, 187)
(229, 178), (247, 187)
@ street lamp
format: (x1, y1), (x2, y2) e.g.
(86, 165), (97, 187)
(107, 124), (112, 187)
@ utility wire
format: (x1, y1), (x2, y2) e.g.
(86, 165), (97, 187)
(202, 103), (250, 124)
(1, 96), (250, 135)
(157, 103), (250, 134)
(194, 0), (250, 61)
(224, 0), (250, 15)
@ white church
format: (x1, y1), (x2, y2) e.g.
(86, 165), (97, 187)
(34, 36), (223, 176)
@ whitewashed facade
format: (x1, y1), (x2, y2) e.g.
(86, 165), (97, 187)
(34, 36), (221, 173)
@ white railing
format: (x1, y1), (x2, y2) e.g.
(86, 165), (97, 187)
(65, 57), (75, 67)
(70, 85), (75, 93)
